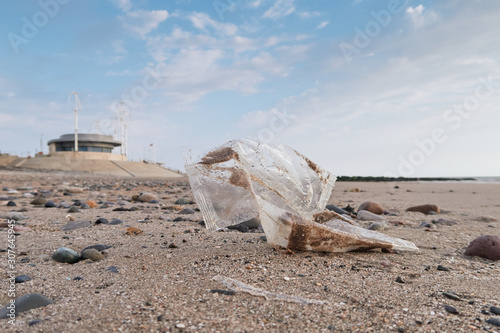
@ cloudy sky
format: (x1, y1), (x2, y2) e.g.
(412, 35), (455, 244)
(1, 0), (499, 177)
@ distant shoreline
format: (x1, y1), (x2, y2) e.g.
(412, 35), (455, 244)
(336, 176), (479, 182)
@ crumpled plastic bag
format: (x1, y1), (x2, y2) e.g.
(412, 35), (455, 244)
(184, 139), (418, 252)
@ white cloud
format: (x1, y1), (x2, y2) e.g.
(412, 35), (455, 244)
(110, 0), (132, 12)
(406, 5), (438, 29)
(316, 21), (329, 29)
(263, 0), (295, 19)
(121, 10), (169, 36)
(298, 11), (321, 19)
(189, 12), (238, 36)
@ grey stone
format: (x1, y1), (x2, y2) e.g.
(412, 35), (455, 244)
(67, 206), (81, 213)
(95, 217), (109, 224)
(109, 219), (123, 225)
(61, 220), (91, 231)
(0, 293), (53, 319)
(179, 208), (195, 215)
(175, 198), (192, 205)
(368, 222), (387, 231)
(80, 203), (90, 209)
(52, 247), (80, 264)
(30, 198), (47, 206)
(82, 244), (112, 252)
(44, 201), (56, 208)
(15, 275), (32, 283)
(357, 210), (386, 221)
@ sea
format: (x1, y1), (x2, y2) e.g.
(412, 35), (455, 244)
(468, 177), (500, 184)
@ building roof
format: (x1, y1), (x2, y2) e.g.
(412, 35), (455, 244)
(47, 133), (121, 147)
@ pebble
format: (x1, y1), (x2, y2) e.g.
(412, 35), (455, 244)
(175, 198), (192, 205)
(106, 266), (119, 273)
(61, 220), (91, 231)
(81, 248), (104, 261)
(368, 222), (387, 231)
(15, 275), (33, 283)
(80, 203), (90, 209)
(210, 289), (235, 295)
(395, 276), (404, 283)
(86, 200), (98, 208)
(113, 207), (130, 212)
(0, 293), (53, 319)
(137, 192), (158, 202)
(437, 265), (450, 271)
(44, 200), (56, 208)
(444, 304), (458, 314)
(57, 202), (70, 209)
(179, 208), (195, 215)
(28, 319), (43, 326)
(406, 204), (440, 215)
(126, 227), (143, 235)
(487, 317), (500, 327)
(52, 247), (80, 264)
(95, 217), (109, 224)
(358, 202), (384, 215)
(7, 200), (16, 206)
(357, 210), (385, 221)
(464, 235), (500, 261)
(67, 206), (81, 213)
(442, 291), (461, 301)
(490, 306), (500, 315)
(30, 198), (47, 206)
(109, 218), (124, 225)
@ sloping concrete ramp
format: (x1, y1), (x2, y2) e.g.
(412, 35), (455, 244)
(6, 156), (184, 178)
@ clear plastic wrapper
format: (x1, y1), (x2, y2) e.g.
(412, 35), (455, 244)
(185, 139), (418, 252)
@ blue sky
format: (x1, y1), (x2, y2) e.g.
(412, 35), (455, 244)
(1, 0), (499, 177)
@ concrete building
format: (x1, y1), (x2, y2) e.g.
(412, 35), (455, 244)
(47, 133), (125, 161)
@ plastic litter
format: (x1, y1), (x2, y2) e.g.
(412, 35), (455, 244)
(213, 275), (328, 305)
(185, 139), (418, 253)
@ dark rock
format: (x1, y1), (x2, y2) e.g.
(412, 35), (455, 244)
(80, 203), (90, 209)
(228, 223), (249, 233)
(61, 220), (91, 231)
(52, 247), (80, 264)
(29, 319), (43, 326)
(73, 276), (84, 281)
(67, 206), (81, 213)
(358, 202), (384, 215)
(106, 266), (119, 273)
(173, 217), (184, 222)
(444, 305), (458, 314)
(464, 235), (500, 261)
(420, 222), (433, 228)
(210, 289), (235, 295)
(406, 204), (439, 215)
(325, 205), (348, 215)
(150, 199), (160, 204)
(168, 243), (178, 248)
(113, 207), (130, 212)
(15, 275), (32, 283)
(81, 248), (104, 261)
(109, 218), (123, 225)
(395, 276), (404, 283)
(82, 244), (112, 252)
(44, 201), (56, 208)
(179, 208), (195, 215)
(490, 306), (500, 315)
(0, 293), (53, 319)
(95, 217), (109, 224)
(487, 317), (500, 327)
(437, 265), (450, 271)
(7, 201), (16, 207)
(30, 198), (47, 206)
(57, 202), (70, 209)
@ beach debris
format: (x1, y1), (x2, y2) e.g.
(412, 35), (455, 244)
(0, 293), (53, 320)
(464, 235), (500, 261)
(358, 201), (384, 215)
(185, 139), (419, 253)
(213, 275), (327, 305)
(406, 204), (440, 215)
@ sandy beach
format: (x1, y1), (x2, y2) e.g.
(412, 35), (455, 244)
(0, 169), (499, 332)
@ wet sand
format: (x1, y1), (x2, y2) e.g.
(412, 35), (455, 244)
(0, 170), (499, 332)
